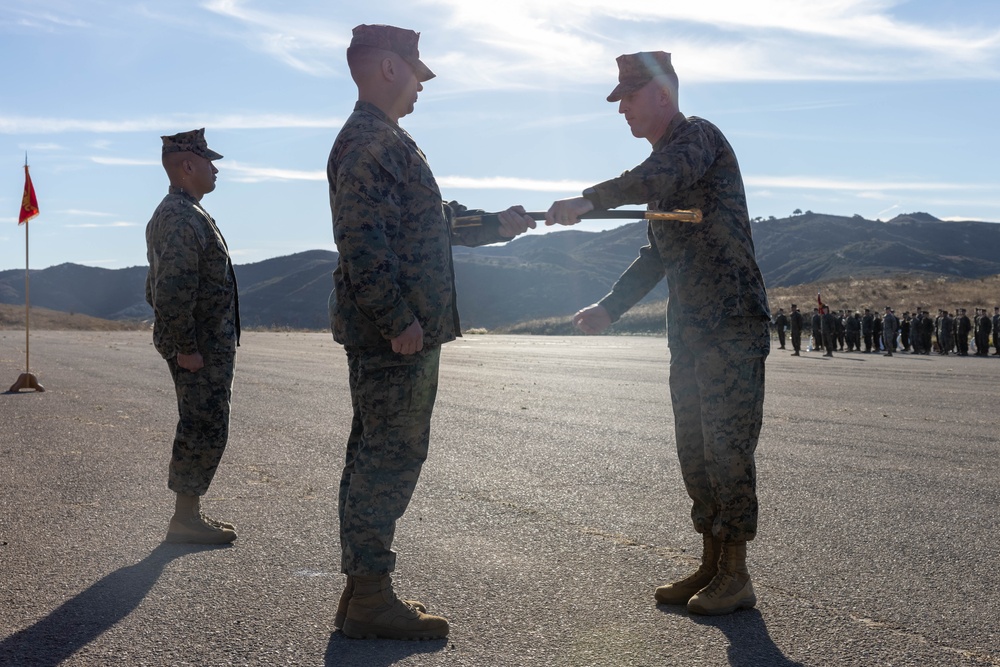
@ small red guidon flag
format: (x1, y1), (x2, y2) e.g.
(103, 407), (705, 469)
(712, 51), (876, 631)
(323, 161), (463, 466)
(19, 165), (39, 225)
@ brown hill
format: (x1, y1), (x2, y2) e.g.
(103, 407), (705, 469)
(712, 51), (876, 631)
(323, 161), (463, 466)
(0, 303), (145, 331)
(498, 273), (1000, 335)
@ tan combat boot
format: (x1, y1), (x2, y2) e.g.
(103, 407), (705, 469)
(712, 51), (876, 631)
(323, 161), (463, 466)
(655, 533), (720, 605)
(334, 576), (426, 629)
(686, 540), (756, 615)
(165, 493), (237, 545)
(341, 575), (449, 640)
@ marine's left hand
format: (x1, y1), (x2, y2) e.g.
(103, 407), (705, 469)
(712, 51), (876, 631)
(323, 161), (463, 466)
(496, 205), (536, 238)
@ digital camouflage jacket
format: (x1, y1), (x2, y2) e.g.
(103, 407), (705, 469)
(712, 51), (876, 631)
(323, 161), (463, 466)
(145, 188), (239, 361)
(583, 113), (770, 349)
(327, 101), (507, 350)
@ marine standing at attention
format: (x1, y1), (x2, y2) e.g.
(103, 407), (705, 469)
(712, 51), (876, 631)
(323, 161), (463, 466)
(327, 24), (535, 640)
(789, 303), (803, 356)
(545, 51), (770, 616)
(145, 128), (240, 545)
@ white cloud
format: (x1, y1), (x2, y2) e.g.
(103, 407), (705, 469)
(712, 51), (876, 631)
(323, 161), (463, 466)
(91, 157), (159, 167)
(745, 175), (995, 192)
(54, 209), (116, 217)
(5, 7), (91, 32)
(63, 221), (139, 229)
(201, 0), (351, 76)
(224, 161), (325, 183)
(64, 222), (139, 229)
(437, 176), (593, 192)
(19, 142), (63, 151)
(155, 0), (1000, 91)
(1, 113), (344, 134)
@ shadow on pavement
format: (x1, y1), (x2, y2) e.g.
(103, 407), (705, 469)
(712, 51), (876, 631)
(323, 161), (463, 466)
(324, 632), (448, 666)
(0, 542), (225, 666)
(660, 606), (804, 667)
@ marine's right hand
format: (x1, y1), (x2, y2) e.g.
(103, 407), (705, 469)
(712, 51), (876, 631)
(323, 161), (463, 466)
(545, 197), (594, 226)
(391, 319), (424, 355)
(573, 304), (611, 335)
(176, 351), (205, 372)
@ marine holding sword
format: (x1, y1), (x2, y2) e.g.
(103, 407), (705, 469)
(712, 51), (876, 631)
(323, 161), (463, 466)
(327, 24), (535, 641)
(546, 51), (771, 615)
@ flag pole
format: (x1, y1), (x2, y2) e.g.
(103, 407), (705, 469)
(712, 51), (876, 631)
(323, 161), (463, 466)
(9, 154), (44, 393)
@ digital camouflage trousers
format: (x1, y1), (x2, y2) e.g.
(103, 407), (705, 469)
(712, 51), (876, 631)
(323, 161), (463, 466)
(669, 317), (769, 542)
(166, 354), (235, 496)
(339, 345), (441, 576)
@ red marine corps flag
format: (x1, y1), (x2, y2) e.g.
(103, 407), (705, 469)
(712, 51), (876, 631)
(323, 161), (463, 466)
(9, 156), (45, 392)
(19, 163), (39, 224)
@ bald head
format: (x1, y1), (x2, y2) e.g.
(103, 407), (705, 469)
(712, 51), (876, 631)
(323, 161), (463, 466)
(162, 150), (190, 174)
(347, 44), (423, 123)
(162, 151), (217, 201)
(347, 45), (392, 85)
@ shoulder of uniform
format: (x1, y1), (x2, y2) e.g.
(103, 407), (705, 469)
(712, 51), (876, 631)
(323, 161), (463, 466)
(148, 194), (209, 242)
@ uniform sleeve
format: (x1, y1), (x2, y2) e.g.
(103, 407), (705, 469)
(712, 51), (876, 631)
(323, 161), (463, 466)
(597, 223), (666, 322)
(147, 215), (201, 355)
(331, 146), (415, 340)
(443, 201), (507, 248)
(585, 122), (718, 211)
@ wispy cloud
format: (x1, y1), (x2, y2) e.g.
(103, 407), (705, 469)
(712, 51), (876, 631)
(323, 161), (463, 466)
(3, 6), (91, 33)
(438, 176), (593, 192)
(171, 0), (1000, 92)
(64, 222), (139, 229)
(1, 113), (344, 134)
(201, 0), (351, 76)
(218, 161), (593, 192)
(19, 142), (64, 151)
(427, 0), (1000, 84)
(91, 156), (159, 167)
(54, 209), (116, 217)
(745, 175), (996, 192)
(224, 161), (325, 183)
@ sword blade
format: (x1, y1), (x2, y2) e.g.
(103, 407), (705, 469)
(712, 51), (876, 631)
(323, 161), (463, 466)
(453, 208), (702, 228)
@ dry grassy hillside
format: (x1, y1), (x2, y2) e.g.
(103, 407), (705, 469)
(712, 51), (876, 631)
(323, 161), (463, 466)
(0, 303), (146, 331)
(5, 272), (999, 335)
(497, 273), (1000, 335)
(768, 273), (1000, 314)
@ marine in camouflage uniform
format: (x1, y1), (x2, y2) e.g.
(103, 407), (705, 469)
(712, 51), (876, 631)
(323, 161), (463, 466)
(327, 24), (535, 640)
(145, 128), (240, 544)
(547, 51), (769, 617)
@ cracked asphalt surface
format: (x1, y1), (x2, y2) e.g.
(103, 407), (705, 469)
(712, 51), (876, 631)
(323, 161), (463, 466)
(1, 330), (998, 666)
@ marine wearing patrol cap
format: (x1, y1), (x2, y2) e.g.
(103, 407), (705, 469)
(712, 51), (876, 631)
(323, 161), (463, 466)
(348, 24), (435, 82)
(606, 51), (676, 102)
(161, 128), (223, 161)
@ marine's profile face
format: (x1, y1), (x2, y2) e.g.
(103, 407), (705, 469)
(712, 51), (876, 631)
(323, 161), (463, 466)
(186, 153), (219, 196)
(617, 80), (671, 142)
(394, 56), (423, 120)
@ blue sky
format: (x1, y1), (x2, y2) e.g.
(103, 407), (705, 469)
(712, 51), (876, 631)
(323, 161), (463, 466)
(2, 0), (999, 271)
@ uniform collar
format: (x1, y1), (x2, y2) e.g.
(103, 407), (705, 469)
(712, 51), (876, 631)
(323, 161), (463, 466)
(653, 112), (688, 152)
(355, 101), (398, 129)
(168, 185), (199, 203)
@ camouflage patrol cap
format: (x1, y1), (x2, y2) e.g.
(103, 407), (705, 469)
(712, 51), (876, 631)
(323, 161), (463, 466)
(161, 128), (223, 160)
(349, 24), (435, 82)
(607, 51), (676, 102)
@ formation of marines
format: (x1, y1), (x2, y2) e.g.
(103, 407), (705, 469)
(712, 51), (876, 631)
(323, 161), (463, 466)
(772, 304), (1000, 357)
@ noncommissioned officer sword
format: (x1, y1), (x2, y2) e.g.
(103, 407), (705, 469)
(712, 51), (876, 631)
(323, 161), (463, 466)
(452, 208), (703, 229)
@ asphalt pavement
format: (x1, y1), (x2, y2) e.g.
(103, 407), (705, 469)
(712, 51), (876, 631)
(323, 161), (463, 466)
(1, 330), (998, 666)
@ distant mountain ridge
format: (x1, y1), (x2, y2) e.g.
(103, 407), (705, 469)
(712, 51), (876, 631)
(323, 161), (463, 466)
(2, 211), (999, 330)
